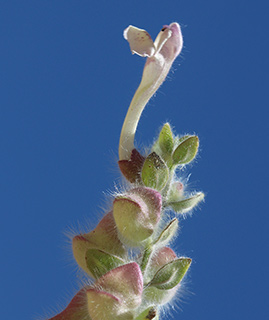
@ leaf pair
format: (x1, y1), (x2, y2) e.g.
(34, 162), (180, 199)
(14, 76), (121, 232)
(156, 123), (199, 167)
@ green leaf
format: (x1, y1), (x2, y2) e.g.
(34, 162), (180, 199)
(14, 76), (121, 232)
(168, 192), (204, 213)
(154, 218), (178, 245)
(158, 123), (174, 155)
(149, 258), (191, 290)
(174, 134), (191, 145)
(85, 248), (124, 279)
(172, 135), (199, 165)
(141, 152), (169, 191)
(135, 307), (158, 320)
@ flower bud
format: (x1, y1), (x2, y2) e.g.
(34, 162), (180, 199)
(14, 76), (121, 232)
(87, 289), (134, 320)
(72, 212), (127, 276)
(167, 181), (184, 202)
(48, 288), (88, 320)
(87, 263), (143, 320)
(113, 187), (162, 246)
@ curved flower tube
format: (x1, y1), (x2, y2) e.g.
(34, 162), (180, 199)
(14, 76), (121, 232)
(119, 23), (183, 160)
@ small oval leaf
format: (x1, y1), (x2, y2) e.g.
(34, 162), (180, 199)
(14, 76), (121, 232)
(172, 135), (199, 165)
(158, 123), (174, 155)
(85, 248), (124, 279)
(141, 152), (169, 190)
(149, 258), (191, 290)
(168, 192), (204, 213)
(135, 307), (158, 320)
(154, 218), (179, 245)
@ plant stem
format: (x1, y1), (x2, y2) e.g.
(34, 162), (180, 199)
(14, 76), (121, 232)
(140, 245), (153, 274)
(161, 166), (175, 200)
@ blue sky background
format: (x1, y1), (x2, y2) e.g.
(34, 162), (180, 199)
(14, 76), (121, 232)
(1, 1), (268, 319)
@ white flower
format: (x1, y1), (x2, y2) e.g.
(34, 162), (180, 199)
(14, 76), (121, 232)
(119, 23), (183, 160)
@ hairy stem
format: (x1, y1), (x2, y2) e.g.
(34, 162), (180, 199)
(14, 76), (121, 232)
(140, 245), (153, 274)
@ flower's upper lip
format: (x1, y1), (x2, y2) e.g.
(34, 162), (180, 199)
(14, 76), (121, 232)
(123, 24), (177, 58)
(123, 25), (155, 57)
(161, 22), (183, 58)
